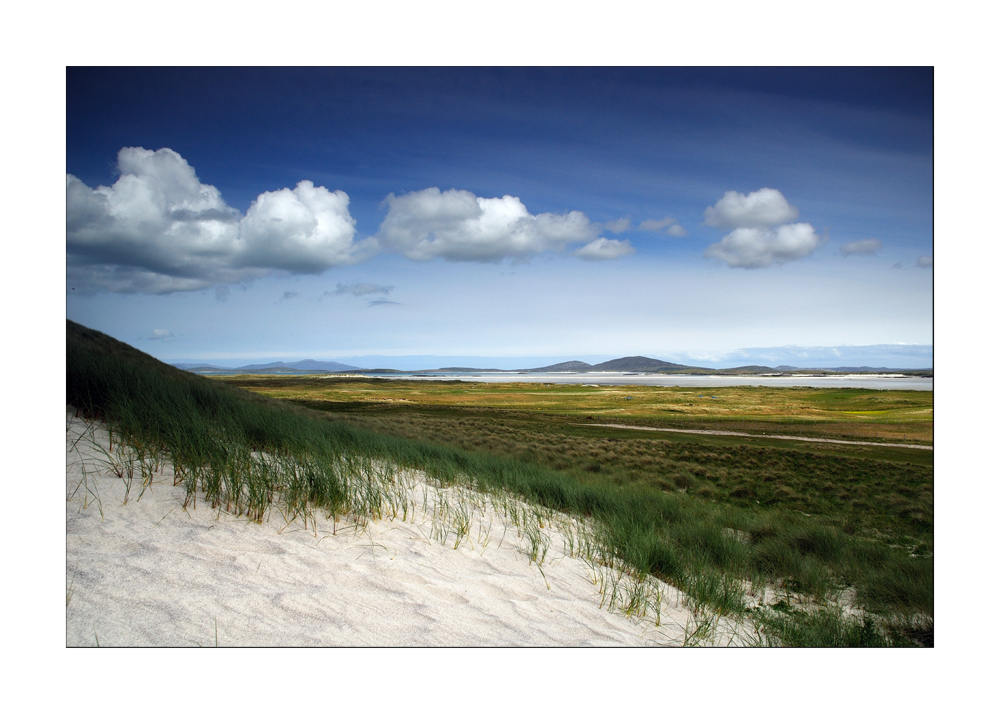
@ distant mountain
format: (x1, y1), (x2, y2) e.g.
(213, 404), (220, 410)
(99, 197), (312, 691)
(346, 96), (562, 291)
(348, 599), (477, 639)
(170, 354), (929, 377)
(170, 362), (227, 371)
(716, 365), (779, 374)
(173, 358), (359, 374)
(235, 359), (359, 372)
(590, 356), (687, 372)
(526, 360), (593, 372)
(287, 359), (359, 371)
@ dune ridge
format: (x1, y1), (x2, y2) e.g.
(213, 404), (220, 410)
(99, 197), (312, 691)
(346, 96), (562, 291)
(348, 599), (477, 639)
(66, 411), (739, 647)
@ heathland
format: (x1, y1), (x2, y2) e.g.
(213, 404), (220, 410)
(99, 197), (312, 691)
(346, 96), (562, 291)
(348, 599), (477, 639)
(67, 320), (932, 646)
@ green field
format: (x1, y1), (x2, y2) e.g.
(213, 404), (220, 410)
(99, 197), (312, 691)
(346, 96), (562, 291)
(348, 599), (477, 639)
(67, 321), (933, 646)
(217, 375), (933, 547)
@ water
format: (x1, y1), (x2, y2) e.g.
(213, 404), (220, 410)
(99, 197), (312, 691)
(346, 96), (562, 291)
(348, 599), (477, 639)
(328, 371), (933, 391)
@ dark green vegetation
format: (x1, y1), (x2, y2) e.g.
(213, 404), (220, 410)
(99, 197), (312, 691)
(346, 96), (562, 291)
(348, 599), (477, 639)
(271, 402), (933, 549)
(217, 375), (933, 445)
(68, 321), (932, 646)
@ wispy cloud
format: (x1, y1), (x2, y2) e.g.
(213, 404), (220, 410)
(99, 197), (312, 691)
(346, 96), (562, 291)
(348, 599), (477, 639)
(330, 282), (394, 297)
(917, 255), (933, 268)
(148, 328), (175, 341)
(603, 218), (631, 234)
(638, 216), (687, 236)
(574, 237), (635, 261)
(840, 238), (882, 256)
(367, 298), (401, 307)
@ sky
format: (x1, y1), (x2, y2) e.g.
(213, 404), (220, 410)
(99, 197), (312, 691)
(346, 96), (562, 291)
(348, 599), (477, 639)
(66, 67), (933, 369)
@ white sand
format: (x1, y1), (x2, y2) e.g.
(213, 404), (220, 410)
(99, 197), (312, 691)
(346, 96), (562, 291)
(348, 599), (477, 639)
(66, 411), (725, 647)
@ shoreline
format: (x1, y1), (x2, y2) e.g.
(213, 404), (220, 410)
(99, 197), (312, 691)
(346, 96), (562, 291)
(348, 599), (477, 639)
(213, 371), (933, 391)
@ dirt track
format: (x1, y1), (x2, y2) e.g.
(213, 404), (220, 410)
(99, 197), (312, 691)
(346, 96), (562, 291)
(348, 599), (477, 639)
(584, 423), (933, 450)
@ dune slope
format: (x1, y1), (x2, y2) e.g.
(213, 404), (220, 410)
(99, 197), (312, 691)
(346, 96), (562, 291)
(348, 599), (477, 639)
(66, 411), (728, 647)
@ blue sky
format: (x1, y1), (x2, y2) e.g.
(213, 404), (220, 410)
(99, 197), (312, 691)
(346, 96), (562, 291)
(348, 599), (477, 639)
(66, 67), (933, 368)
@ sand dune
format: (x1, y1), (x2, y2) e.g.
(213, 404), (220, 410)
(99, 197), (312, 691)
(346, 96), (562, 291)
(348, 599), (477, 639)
(66, 411), (732, 647)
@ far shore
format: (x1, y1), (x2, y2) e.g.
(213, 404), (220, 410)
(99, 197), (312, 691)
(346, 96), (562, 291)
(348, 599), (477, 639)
(303, 372), (934, 391)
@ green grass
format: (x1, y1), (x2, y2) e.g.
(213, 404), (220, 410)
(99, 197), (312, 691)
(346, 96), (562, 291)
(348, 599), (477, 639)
(67, 320), (933, 646)
(270, 401), (933, 551)
(218, 374), (933, 444)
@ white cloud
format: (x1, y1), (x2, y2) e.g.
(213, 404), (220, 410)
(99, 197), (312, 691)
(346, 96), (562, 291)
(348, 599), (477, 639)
(917, 255), (933, 267)
(665, 224), (688, 237)
(67, 147), (372, 294)
(604, 218), (631, 234)
(704, 188), (799, 229)
(704, 188), (822, 269)
(840, 238), (883, 255)
(239, 180), (371, 272)
(704, 223), (823, 269)
(148, 328), (175, 341)
(375, 188), (601, 262)
(574, 237), (635, 261)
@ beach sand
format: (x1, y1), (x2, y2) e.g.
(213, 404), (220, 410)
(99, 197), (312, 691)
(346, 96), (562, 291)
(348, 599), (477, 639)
(66, 411), (730, 647)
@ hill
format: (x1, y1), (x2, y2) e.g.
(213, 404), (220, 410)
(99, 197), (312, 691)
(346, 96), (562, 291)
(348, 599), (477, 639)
(526, 360), (593, 372)
(716, 365), (781, 374)
(238, 359), (359, 372)
(170, 362), (227, 371)
(590, 356), (687, 372)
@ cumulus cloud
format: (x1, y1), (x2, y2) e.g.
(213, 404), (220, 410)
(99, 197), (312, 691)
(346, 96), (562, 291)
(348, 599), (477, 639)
(574, 237), (635, 261)
(917, 255), (933, 267)
(239, 180), (369, 272)
(67, 147), (374, 294)
(704, 188), (822, 269)
(604, 218), (631, 234)
(704, 188), (799, 229)
(638, 216), (687, 236)
(704, 224), (823, 269)
(148, 328), (175, 341)
(332, 282), (394, 297)
(375, 188), (602, 262)
(840, 238), (883, 256)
